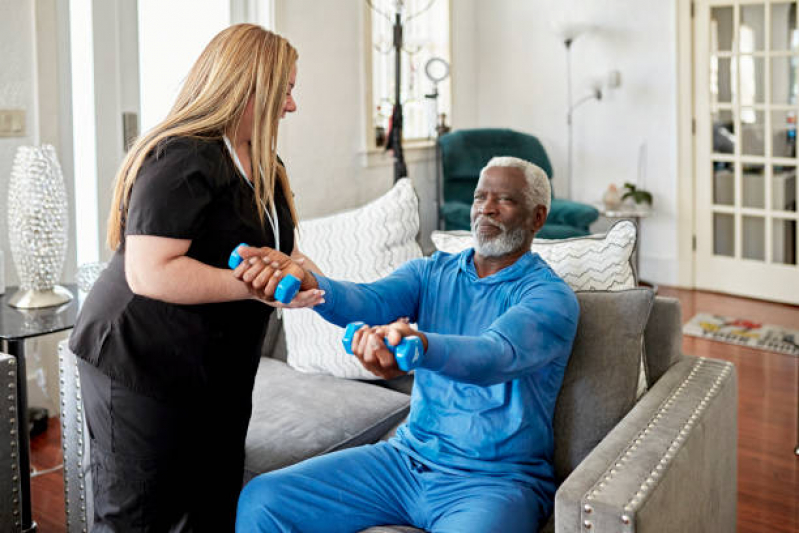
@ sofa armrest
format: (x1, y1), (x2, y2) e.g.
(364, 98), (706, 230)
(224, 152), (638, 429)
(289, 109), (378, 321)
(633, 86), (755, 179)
(0, 353), (22, 532)
(555, 356), (737, 533)
(59, 340), (94, 533)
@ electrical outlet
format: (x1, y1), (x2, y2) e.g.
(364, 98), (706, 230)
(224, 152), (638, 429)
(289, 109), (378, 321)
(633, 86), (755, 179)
(0, 109), (26, 137)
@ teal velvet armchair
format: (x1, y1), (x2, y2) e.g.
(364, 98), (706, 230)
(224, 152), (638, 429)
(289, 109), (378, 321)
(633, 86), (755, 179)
(437, 129), (599, 239)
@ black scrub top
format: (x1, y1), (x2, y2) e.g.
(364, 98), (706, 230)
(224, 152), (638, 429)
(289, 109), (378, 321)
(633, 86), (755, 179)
(69, 136), (295, 403)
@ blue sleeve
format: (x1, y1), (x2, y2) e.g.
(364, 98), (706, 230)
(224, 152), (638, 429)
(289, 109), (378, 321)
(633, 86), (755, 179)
(312, 258), (426, 328)
(421, 279), (580, 386)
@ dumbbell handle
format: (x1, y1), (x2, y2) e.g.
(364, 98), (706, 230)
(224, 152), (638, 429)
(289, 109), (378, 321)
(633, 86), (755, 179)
(228, 243), (301, 304)
(342, 321), (424, 372)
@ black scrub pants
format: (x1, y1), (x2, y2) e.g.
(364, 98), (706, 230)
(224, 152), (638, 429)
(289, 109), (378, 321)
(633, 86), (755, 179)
(79, 360), (252, 533)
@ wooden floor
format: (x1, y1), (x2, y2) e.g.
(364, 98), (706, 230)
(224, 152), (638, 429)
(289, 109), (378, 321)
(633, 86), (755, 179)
(657, 287), (799, 533)
(28, 287), (799, 532)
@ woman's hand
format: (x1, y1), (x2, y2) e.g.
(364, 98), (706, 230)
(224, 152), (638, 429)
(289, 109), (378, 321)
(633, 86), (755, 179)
(262, 286), (325, 309)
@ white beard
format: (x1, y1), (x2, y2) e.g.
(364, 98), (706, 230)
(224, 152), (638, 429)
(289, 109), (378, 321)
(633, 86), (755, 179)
(471, 217), (528, 258)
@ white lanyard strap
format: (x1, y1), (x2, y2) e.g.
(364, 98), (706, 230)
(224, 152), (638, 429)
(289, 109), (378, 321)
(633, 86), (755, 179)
(223, 136), (280, 252)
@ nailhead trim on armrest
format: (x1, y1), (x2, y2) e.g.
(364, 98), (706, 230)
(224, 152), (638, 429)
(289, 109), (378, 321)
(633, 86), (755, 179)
(580, 357), (734, 531)
(60, 346), (90, 532)
(3, 356), (22, 531)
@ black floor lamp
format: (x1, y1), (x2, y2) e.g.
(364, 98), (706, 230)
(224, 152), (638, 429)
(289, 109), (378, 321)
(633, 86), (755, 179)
(385, 7), (407, 183)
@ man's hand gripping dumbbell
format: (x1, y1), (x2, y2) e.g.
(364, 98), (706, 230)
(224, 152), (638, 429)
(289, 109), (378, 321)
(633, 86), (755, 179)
(341, 318), (428, 379)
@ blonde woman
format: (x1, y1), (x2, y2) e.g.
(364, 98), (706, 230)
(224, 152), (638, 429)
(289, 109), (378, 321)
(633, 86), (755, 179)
(69, 24), (322, 531)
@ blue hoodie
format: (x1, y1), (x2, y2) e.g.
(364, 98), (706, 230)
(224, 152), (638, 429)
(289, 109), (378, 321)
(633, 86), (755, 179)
(312, 249), (579, 497)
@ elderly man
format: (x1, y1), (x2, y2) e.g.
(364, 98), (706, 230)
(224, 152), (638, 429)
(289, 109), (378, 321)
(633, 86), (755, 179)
(235, 157), (580, 533)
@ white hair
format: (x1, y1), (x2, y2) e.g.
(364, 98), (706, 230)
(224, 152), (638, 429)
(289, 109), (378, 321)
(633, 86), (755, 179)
(479, 156), (551, 213)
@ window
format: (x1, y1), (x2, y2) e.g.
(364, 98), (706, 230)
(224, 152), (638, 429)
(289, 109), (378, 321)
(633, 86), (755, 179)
(138, 0), (233, 133)
(366, 0), (451, 148)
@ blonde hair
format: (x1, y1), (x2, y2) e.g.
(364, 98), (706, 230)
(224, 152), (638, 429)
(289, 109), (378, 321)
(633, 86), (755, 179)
(480, 156), (551, 213)
(107, 24), (299, 249)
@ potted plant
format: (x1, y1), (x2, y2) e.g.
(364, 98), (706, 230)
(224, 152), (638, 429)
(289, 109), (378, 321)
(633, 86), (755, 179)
(622, 182), (653, 210)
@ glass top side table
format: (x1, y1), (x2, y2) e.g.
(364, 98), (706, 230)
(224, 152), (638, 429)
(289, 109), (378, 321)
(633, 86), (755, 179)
(0, 284), (79, 533)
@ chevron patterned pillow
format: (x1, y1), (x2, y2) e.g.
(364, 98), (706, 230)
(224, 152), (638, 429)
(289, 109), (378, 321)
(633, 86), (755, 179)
(282, 178), (423, 379)
(431, 221), (637, 291)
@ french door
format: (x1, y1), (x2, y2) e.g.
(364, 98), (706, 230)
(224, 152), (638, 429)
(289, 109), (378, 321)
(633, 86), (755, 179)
(694, 0), (799, 304)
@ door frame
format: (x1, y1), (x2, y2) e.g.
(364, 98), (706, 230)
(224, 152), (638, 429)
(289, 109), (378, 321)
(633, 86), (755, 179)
(684, 0), (799, 304)
(677, 0), (697, 289)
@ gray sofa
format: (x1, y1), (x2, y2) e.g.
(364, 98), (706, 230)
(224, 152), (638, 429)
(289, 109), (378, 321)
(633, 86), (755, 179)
(58, 290), (738, 533)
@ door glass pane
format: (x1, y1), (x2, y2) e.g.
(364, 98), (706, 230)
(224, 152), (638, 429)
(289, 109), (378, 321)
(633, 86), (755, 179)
(714, 213), (735, 256)
(771, 56), (799, 105)
(712, 57), (735, 103)
(772, 219), (797, 264)
(713, 109), (736, 154)
(714, 162), (735, 205)
(712, 6), (735, 52)
(772, 110), (798, 158)
(740, 5), (766, 52)
(743, 164), (766, 208)
(741, 108), (766, 155)
(742, 216), (766, 260)
(771, 3), (798, 52)
(739, 55), (765, 103)
(772, 165), (797, 211)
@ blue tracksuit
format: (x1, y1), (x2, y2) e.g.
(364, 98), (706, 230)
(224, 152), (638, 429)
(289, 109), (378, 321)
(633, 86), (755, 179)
(237, 249), (579, 533)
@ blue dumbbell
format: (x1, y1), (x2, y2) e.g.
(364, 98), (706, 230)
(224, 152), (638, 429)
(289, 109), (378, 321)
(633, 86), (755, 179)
(341, 321), (424, 372)
(228, 243), (301, 304)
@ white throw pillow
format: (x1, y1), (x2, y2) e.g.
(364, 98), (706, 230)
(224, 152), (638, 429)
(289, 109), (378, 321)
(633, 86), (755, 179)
(431, 220), (637, 291)
(283, 178), (423, 379)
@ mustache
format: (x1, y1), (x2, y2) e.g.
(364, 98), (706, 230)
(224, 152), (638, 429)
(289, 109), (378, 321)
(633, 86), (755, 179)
(471, 216), (506, 232)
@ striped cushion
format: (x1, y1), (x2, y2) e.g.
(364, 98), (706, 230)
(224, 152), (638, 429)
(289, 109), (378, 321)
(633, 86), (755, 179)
(283, 178), (423, 379)
(431, 220), (637, 291)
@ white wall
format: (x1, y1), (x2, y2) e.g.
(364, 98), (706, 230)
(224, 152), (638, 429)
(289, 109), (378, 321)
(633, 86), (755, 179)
(273, 0), (682, 284)
(456, 0), (680, 284)
(274, 0), (438, 252)
(0, 0), (38, 289)
(2, 0), (685, 286)
(472, 0), (677, 284)
(0, 0), (73, 414)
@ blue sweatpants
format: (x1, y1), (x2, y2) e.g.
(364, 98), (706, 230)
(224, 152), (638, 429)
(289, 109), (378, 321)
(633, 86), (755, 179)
(236, 442), (546, 533)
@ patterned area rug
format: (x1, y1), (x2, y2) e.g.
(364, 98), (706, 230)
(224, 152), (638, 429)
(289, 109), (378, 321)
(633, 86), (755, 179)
(684, 313), (799, 357)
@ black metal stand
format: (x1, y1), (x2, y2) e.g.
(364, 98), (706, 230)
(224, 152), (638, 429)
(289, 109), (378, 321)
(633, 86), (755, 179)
(387, 11), (407, 183)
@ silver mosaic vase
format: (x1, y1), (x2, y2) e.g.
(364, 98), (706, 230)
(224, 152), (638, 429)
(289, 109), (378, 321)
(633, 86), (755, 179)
(7, 145), (72, 308)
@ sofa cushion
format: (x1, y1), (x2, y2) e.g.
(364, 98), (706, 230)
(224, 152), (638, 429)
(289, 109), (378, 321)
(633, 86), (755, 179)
(244, 358), (411, 482)
(552, 288), (655, 483)
(283, 178), (423, 380)
(431, 220), (636, 291)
